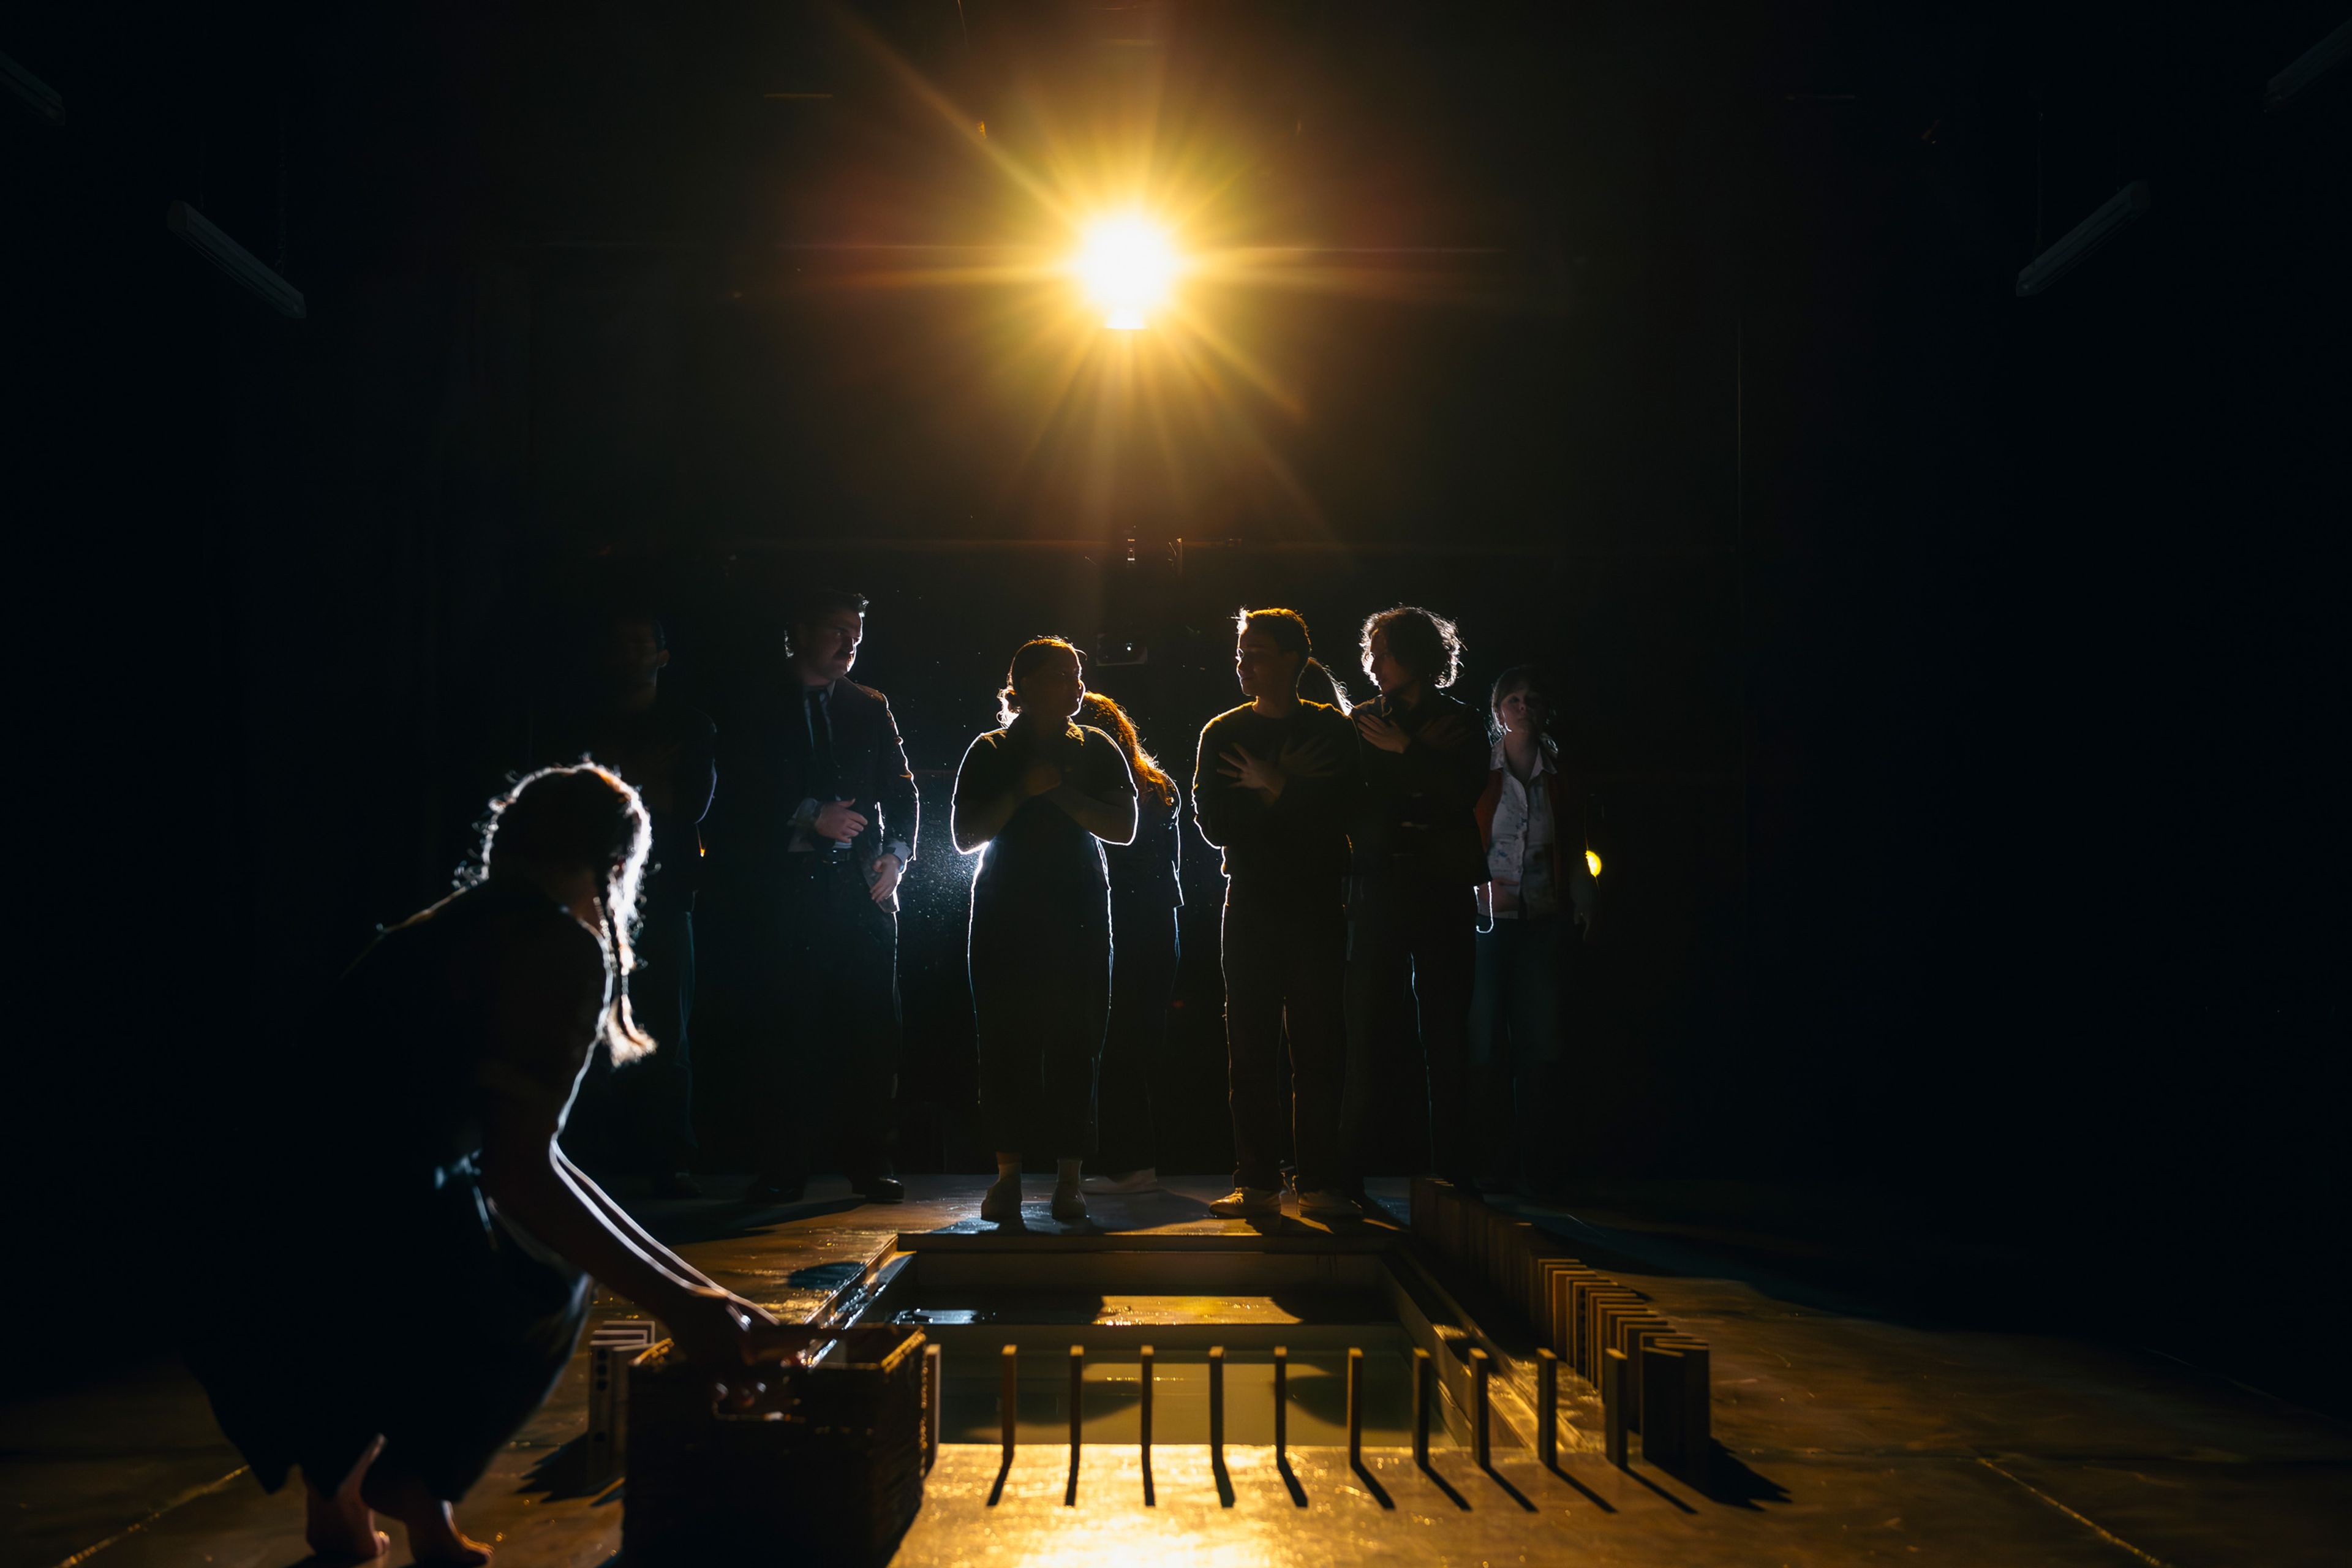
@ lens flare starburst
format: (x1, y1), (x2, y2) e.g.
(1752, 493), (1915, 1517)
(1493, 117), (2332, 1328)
(1074, 214), (1180, 330)
(797, 9), (1522, 535)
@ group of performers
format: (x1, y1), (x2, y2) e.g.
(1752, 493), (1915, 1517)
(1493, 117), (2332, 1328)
(183, 589), (1593, 1564)
(956, 602), (1597, 1228)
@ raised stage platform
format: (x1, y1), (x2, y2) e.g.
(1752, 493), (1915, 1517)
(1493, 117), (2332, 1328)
(7, 1176), (2347, 1567)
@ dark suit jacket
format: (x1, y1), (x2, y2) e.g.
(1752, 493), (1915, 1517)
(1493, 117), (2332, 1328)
(714, 676), (919, 900)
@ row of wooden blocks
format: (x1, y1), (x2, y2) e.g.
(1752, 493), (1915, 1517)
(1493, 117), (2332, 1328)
(1410, 1178), (1712, 1471)
(984, 1343), (1476, 1469)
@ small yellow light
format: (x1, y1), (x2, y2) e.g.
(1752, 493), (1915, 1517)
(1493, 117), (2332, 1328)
(1074, 214), (1177, 330)
(1586, 849), (1603, 879)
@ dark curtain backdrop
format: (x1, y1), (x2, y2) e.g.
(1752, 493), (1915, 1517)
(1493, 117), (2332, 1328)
(4, 0), (2344, 1409)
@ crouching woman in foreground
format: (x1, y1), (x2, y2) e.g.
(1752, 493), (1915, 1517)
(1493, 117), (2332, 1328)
(186, 765), (776, 1565)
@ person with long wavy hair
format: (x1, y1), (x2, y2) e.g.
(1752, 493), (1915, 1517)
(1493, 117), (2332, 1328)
(951, 638), (1138, 1225)
(184, 766), (777, 1566)
(1077, 690), (1183, 1194)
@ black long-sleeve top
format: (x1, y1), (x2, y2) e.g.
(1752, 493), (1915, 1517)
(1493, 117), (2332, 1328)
(1191, 701), (1360, 885)
(1349, 687), (1490, 884)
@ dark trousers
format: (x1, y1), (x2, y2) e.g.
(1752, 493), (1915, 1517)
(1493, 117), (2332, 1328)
(748, 856), (901, 1180)
(1223, 881), (1348, 1192)
(1097, 894), (1178, 1174)
(1468, 914), (1567, 1188)
(1340, 873), (1477, 1184)
(970, 887), (1110, 1156)
(560, 908), (696, 1175)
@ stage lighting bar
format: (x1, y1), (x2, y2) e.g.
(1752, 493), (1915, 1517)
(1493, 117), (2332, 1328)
(2267, 18), (2351, 110)
(167, 200), (306, 319)
(2015, 181), (2152, 298)
(2, 50), (64, 124)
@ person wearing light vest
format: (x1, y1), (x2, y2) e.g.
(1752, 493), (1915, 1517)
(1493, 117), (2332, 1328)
(1469, 665), (1596, 1196)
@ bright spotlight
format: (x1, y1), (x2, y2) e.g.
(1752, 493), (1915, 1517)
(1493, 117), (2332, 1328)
(1074, 215), (1177, 330)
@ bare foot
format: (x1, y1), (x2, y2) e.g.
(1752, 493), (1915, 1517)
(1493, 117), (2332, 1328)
(305, 1434), (390, 1559)
(303, 1485), (388, 1559)
(400, 1501), (492, 1566)
(362, 1464), (492, 1566)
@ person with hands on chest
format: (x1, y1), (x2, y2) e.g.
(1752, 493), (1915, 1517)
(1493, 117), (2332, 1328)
(1192, 608), (1363, 1221)
(1338, 605), (1494, 1198)
(952, 637), (1138, 1227)
(182, 766), (777, 1568)
(717, 589), (919, 1208)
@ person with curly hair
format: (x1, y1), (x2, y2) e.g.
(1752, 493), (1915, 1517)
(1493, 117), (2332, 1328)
(1341, 605), (1493, 1194)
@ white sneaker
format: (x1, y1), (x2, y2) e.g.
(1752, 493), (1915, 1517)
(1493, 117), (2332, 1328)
(1050, 1182), (1088, 1223)
(1298, 1187), (1359, 1219)
(1207, 1186), (1281, 1218)
(1080, 1167), (1162, 1194)
(980, 1175), (1023, 1224)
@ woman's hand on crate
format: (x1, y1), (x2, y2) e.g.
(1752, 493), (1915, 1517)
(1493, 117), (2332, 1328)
(670, 1286), (780, 1365)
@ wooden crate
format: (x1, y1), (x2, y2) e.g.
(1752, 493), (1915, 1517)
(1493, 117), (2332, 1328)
(624, 1325), (927, 1567)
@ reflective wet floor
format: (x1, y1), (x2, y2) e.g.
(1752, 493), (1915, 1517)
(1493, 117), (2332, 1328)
(885, 1286), (1437, 1446)
(8, 1176), (2349, 1567)
(937, 1341), (1431, 1447)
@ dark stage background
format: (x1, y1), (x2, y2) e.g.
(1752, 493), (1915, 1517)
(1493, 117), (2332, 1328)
(7, 2), (2345, 1411)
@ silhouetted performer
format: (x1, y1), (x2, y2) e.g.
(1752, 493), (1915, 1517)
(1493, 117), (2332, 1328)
(1469, 665), (1596, 1195)
(1340, 605), (1491, 1193)
(1077, 691), (1182, 1195)
(183, 767), (774, 1567)
(547, 610), (714, 1199)
(715, 590), (917, 1206)
(1193, 608), (1362, 1219)
(952, 638), (1138, 1225)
